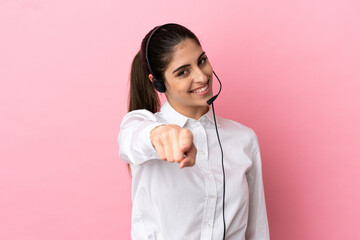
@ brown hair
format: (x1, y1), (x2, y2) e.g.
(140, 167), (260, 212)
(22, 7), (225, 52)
(128, 23), (201, 113)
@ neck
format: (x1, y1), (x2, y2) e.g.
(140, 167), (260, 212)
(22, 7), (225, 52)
(167, 101), (209, 120)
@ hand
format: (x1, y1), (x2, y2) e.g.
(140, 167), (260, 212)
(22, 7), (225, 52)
(150, 124), (197, 168)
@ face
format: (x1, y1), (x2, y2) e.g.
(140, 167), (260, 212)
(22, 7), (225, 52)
(162, 38), (214, 119)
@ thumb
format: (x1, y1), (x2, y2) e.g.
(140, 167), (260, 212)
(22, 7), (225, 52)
(179, 143), (197, 168)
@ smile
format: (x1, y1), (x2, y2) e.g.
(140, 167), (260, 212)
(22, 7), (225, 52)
(189, 82), (210, 95)
(192, 85), (208, 93)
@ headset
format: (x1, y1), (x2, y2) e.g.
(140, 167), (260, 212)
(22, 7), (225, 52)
(145, 23), (226, 239)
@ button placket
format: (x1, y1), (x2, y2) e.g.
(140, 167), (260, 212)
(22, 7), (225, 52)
(194, 122), (208, 166)
(199, 123), (217, 240)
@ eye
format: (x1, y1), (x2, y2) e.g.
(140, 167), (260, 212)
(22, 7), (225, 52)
(198, 56), (208, 65)
(177, 69), (189, 77)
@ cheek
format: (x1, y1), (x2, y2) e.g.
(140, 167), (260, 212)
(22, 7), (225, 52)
(176, 81), (191, 92)
(167, 84), (187, 96)
(206, 64), (213, 75)
(177, 86), (189, 95)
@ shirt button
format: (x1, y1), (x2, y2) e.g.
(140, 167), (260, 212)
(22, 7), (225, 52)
(207, 222), (212, 227)
(209, 195), (215, 199)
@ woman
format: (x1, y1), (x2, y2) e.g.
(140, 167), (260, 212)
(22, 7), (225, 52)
(118, 23), (270, 240)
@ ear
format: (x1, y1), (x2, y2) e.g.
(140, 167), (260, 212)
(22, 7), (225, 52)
(148, 74), (154, 83)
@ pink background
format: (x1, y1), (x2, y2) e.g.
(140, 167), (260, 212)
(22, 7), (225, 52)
(1, 0), (359, 239)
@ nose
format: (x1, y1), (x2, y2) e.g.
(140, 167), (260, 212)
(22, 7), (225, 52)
(193, 66), (208, 83)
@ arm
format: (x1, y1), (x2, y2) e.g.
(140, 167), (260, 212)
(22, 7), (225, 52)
(245, 133), (270, 240)
(118, 109), (196, 167)
(118, 109), (165, 165)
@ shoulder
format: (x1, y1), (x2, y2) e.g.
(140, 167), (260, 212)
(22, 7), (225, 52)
(216, 116), (259, 151)
(121, 109), (165, 125)
(217, 116), (257, 137)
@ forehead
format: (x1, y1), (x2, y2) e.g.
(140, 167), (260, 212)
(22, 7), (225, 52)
(168, 39), (203, 67)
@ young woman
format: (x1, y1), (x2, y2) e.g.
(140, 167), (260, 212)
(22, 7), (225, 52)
(118, 23), (269, 240)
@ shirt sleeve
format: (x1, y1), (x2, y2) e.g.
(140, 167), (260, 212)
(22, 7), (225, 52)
(245, 132), (270, 240)
(117, 109), (166, 166)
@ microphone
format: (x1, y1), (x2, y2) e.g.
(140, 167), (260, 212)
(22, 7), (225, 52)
(207, 71), (222, 105)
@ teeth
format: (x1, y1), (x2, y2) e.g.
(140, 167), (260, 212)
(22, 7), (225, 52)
(193, 85), (208, 93)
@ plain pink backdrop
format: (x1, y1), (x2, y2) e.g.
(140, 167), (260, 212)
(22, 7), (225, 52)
(1, 0), (359, 239)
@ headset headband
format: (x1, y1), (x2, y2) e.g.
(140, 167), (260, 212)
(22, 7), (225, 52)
(145, 23), (177, 93)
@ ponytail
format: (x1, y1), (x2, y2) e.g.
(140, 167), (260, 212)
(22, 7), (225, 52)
(126, 51), (161, 174)
(128, 51), (160, 113)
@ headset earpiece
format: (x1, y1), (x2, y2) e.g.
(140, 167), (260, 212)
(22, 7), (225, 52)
(153, 78), (166, 93)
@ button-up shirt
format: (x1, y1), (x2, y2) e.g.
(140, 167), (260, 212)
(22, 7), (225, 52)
(118, 101), (270, 240)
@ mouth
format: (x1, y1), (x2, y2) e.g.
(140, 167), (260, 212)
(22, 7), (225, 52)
(189, 81), (210, 95)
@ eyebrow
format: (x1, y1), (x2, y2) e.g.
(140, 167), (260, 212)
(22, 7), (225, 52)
(172, 52), (206, 74)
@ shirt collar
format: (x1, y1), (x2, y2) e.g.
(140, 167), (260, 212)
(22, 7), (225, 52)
(160, 101), (220, 127)
(201, 105), (220, 126)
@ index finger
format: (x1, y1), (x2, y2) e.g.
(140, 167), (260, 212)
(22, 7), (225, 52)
(179, 129), (193, 153)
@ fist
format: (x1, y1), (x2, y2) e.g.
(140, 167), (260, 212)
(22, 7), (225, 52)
(150, 124), (197, 168)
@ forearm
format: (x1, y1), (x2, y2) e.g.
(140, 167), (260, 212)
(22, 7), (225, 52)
(245, 132), (270, 239)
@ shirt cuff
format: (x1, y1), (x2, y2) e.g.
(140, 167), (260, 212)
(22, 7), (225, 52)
(131, 122), (166, 165)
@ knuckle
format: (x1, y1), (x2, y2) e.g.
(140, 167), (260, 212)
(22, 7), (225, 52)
(169, 127), (179, 136)
(183, 128), (193, 137)
(160, 131), (168, 139)
(166, 154), (174, 162)
(152, 138), (161, 146)
(174, 155), (183, 162)
(157, 150), (165, 158)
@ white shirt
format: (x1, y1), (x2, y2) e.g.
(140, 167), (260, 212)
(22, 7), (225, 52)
(118, 101), (270, 240)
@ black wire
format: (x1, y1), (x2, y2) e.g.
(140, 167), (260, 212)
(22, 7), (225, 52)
(211, 103), (226, 239)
